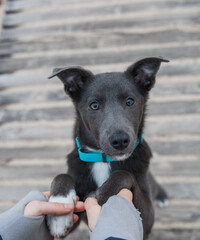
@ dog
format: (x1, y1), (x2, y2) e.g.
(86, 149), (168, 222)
(47, 57), (169, 239)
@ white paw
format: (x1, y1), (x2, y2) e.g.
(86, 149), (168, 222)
(47, 189), (76, 238)
(156, 199), (169, 208)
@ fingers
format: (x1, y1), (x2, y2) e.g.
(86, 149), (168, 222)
(74, 201), (85, 212)
(40, 201), (75, 215)
(24, 200), (74, 217)
(84, 197), (99, 210)
(43, 191), (51, 200)
(42, 192), (84, 212)
(73, 214), (79, 223)
(117, 188), (134, 207)
(85, 197), (101, 231)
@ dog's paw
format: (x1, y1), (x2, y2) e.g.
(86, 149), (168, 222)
(156, 198), (169, 208)
(155, 186), (169, 208)
(95, 187), (111, 206)
(47, 189), (76, 239)
(47, 213), (73, 239)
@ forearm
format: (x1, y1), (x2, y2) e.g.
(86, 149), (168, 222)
(0, 191), (53, 240)
(90, 195), (143, 240)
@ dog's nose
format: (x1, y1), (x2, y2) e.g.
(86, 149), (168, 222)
(109, 132), (130, 150)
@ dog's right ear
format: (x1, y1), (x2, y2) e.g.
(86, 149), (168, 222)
(48, 67), (94, 98)
(125, 57), (169, 94)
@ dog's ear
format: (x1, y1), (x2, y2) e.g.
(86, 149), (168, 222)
(48, 66), (94, 98)
(125, 57), (169, 93)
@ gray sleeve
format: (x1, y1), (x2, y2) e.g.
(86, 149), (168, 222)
(90, 196), (143, 240)
(0, 191), (53, 240)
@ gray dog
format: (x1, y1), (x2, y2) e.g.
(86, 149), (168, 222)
(47, 57), (169, 239)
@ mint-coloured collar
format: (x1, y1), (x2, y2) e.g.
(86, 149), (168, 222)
(76, 134), (143, 163)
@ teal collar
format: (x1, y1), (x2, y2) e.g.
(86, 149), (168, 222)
(76, 134), (143, 163)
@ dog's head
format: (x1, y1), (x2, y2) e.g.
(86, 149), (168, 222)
(49, 57), (168, 161)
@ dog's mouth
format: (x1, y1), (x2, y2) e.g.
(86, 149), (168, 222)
(85, 145), (132, 161)
(108, 152), (132, 161)
(87, 147), (132, 161)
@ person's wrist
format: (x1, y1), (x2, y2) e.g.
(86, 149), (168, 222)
(84, 197), (101, 232)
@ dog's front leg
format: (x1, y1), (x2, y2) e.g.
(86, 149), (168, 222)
(95, 170), (135, 205)
(46, 174), (77, 239)
(95, 170), (154, 239)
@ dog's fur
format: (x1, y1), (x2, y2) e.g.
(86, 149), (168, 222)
(47, 57), (169, 239)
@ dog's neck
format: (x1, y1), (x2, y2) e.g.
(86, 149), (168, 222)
(75, 135), (143, 163)
(75, 137), (115, 162)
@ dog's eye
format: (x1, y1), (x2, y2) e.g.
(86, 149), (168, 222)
(126, 97), (135, 106)
(90, 102), (99, 110)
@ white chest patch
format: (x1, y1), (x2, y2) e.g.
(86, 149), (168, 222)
(91, 162), (111, 187)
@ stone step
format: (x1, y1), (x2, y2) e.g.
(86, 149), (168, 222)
(4, 0), (200, 27)
(149, 229), (200, 240)
(3, 3), (200, 32)
(2, 23), (199, 43)
(0, 30), (200, 56)
(1, 99), (200, 123)
(0, 58), (199, 88)
(1, 9), (199, 41)
(151, 161), (200, 176)
(3, 41), (200, 60)
(154, 204), (200, 226)
(0, 157), (199, 180)
(0, 44), (200, 73)
(1, 154), (198, 167)
(0, 135), (199, 159)
(5, 0), (93, 12)
(1, 77), (200, 106)
(0, 145), (70, 159)
(0, 115), (200, 140)
(4, 0), (156, 12)
(3, 2), (199, 29)
(0, 185), (49, 202)
(148, 99), (200, 115)
(5, 0), (199, 12)
(0, 165), (64, 180)
(149, 135), (200, 155)
(0, 177), (199, 199)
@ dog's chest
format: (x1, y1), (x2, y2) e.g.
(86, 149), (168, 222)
(91, 162), (111, 187)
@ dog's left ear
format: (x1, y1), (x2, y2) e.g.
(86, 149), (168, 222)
(48, 66), (94, 98)
(125, 57), (169, 92)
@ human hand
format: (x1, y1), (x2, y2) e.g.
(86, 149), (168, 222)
(24, 191), (85, 223)
(84, 188), (134, 231)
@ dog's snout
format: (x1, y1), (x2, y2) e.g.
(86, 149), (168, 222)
(109, 132), (130, 150)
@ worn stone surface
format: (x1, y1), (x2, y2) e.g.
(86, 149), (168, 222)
(0, 0), (200, 239)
